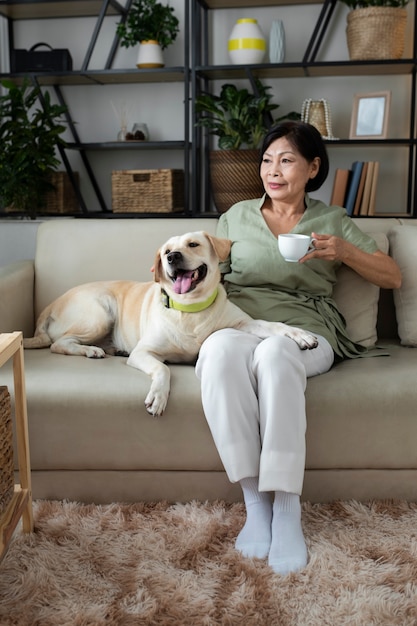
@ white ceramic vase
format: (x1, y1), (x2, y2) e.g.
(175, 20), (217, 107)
(137, 40), (164, 69)
(269, 19), (285, 63)
(228, 18), (266, 65)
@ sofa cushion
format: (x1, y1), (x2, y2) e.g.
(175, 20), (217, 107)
(389, 225), (417, 347)
(332, 232), (388, 347)
(2, 342), (415, 477)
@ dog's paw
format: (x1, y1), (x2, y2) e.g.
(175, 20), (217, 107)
(144, 389), (168, 417)
(286, 328), (318, 350)
(85, 346), (106, 358)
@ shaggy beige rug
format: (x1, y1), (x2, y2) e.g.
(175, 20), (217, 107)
(0, 499), (417, 625)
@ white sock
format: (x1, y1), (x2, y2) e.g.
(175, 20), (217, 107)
(235, 477), (272, 559)
(268, 491), (308, 576)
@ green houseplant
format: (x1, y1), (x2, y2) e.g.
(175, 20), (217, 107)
(0, 79), (68, 219)
(339, 0), (408, 60)
(195, 80), (300, 212)
(195, 80), (299, 150)
(116, 0), (180, 68)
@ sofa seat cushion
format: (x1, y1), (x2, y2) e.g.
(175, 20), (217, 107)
(305, 342), (417, 469)
(3, 342), (416, 478)
(3, 349), (223, 473)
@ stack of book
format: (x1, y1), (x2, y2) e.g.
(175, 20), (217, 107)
(330, 161), (380, 216)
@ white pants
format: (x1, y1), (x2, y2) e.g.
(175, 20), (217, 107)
(195, 329), (334, 495)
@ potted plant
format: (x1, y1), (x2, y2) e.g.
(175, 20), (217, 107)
(0, 79), (68, 219)
(195, 80), (300, 213)
(340, 0), (408, 60)
(116, 0), (180, 68)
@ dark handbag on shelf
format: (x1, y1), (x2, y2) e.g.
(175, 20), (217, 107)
(11, 42), (73, 73)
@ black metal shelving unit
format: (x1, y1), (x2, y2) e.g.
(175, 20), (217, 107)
(1, 0), (417, 217)
(0, 0), (192, 216)
(191, 0), (417, 218)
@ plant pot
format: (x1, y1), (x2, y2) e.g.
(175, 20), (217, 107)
(346, 7), (407, 60)
(137, 40), (164, 68)
(209, 149), (264, 214)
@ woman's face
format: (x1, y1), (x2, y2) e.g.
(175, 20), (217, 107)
(260, 136), (320, 204)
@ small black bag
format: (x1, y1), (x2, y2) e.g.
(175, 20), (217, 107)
(11, 42), (73, 73)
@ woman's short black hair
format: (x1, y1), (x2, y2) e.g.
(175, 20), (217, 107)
(259, 120), (329, 192)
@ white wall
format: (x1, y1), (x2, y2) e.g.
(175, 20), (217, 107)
(0, 0), (415, 265)
(0, 221), (41, 266)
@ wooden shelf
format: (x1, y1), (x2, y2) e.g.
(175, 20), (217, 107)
(195, 60), (416, 81)
(0, 486), (30, 553)
(0, 332), (33, 561)
(67, 140), (186, 150)
(325, 138), (414, 146)
(0, 67), (186, 86)
(0, 0), (124, 19)
(3, 61), (412, 85)
(204, 0), (322, 8)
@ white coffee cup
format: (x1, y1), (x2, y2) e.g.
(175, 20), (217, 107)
(278, 234), (315, 262)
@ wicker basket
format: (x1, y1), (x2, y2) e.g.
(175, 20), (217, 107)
(5, 171), (80, 215)
(346, 7), (407, 60)
(112, 169), (185, 213)
(209, 149), (264, 214)
(0, 387), (14, 518)
(43, 171), (80, 214)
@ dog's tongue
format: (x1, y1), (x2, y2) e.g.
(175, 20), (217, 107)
(173, 271), (193, 294)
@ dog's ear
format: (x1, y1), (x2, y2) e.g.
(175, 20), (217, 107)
(153, 249), (163, 283)
(204, 233), (232, 262)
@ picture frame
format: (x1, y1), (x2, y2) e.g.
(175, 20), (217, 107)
(349, 91), (391, 140)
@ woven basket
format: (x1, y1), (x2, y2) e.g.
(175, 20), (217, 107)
(0, 387), (14, 518)
(209, 149), (264, 214)
(43, 171), (80, 214)
(5, 171), (80, 215)
(346, 7), (407, 60)
(112, 169), (184, 213)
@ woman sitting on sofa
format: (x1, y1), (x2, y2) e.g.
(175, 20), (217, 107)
(195, 120), (401, 576)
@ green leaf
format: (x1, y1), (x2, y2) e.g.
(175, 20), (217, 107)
(0, 79), (68, 217)
(116, 0), (179, 50)
(195, 78), (300, 150)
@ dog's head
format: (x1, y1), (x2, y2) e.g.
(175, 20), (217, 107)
(154, 231), (231, 303)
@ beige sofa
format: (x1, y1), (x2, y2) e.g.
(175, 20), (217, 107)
(0, 217), (416, 504)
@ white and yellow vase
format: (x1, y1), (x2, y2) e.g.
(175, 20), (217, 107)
(228, 18), (266, 65)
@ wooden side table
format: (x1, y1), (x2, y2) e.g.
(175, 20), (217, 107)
(0, 332), (33, 559)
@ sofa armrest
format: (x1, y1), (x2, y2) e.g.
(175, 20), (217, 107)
(0, 260), (35, 336)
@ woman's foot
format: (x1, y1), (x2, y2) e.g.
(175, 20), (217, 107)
(268, 491), (307, 576)
(236, 477), (272, 559)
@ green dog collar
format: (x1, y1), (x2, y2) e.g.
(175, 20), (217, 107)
(161, 287), (218, 312)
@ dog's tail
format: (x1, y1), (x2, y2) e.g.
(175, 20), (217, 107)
(23, 308), (53, 349)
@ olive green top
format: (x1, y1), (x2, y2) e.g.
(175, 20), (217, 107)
(216, 194), (378, 359)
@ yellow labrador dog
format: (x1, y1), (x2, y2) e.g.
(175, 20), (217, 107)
(24, 231), (318, 416)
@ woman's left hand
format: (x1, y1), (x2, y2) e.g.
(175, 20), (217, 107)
(300, 232), (346, 262)
(300, 232), (402, 289)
